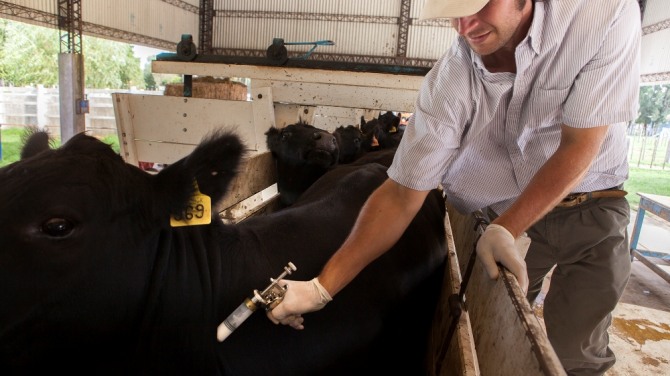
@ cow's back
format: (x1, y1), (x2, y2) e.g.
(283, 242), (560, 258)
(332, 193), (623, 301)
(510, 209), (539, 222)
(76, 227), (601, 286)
(0, 129), (446, 376)
(218, 156), (447, 375)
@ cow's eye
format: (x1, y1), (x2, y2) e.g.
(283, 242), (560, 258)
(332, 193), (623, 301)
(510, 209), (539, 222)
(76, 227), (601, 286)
(41, 218), (75, 238)
(281, 131), (292, 141)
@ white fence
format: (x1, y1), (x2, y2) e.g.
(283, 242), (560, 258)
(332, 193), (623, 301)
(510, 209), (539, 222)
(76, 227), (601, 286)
(627, 123), (670, 170)
(0, 86), (162, 137)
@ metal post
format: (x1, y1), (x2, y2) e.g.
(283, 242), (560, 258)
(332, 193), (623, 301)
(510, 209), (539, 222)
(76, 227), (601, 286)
(199, 0), (214, 54)
(58, 53), (85, 142)
(57, 0), (86, 143)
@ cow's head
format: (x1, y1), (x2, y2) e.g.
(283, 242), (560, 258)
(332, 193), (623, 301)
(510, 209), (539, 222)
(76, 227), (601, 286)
(0, 128), (244, 366)
(266, 122), (340, 206)
(378, 111), (401, 134)
(266, 121), (339, 169)
(361, 112), (403, 150)
(0, 128), (244, 237)
(332, 125), (370, 164)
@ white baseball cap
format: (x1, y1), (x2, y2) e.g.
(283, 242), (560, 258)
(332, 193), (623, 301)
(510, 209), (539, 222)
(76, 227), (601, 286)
(419, 0), (490, 20)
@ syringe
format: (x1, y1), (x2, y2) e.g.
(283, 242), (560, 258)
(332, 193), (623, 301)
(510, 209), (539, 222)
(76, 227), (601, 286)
(216, 262), (297, 342)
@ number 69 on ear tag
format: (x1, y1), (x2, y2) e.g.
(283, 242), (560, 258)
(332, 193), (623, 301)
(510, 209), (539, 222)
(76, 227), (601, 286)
(170, 182), (212, 227)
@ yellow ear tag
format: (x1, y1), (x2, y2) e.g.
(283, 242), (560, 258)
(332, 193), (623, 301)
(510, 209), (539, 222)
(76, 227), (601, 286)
(170, 181), (212, 227)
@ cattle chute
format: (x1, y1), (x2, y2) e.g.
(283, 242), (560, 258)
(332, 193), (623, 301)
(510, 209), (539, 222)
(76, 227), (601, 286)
(111, 60), (567, 375)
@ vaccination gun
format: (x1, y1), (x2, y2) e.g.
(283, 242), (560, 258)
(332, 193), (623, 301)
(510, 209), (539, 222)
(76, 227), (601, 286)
(216, 262), (297, 342)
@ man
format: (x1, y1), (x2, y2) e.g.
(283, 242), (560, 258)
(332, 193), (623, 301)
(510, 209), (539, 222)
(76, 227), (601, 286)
(268, 0), (640, 374)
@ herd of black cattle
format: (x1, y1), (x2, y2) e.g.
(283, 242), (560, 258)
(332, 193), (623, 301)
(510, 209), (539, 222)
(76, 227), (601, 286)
(267, 111), (406, 206)
(0, 111), (450, 375)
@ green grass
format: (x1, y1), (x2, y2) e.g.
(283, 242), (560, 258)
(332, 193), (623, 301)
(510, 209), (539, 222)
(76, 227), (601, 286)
(0, 126), (23, 167)
(102, 134), (120, 152)
(0, 126), (119, 168)
(2, 125), (669, 210)
(625, 166), (670, 208)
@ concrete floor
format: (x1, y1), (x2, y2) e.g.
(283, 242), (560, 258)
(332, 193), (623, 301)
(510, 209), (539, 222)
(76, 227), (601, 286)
(532, 208), (670, 376)
(607, 208), (670, 376)
(607, 261), (670, 376)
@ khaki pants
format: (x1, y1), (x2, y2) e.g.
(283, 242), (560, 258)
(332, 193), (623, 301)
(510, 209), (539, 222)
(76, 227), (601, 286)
(525, 197), (631, 376)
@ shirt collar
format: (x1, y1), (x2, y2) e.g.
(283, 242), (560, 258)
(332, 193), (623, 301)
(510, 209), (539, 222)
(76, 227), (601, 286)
(470, 2), (545, 74)
(526, 0), (546, 55)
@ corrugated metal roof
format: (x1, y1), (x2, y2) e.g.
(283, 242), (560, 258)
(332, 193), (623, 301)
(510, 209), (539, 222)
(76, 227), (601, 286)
(0, 0), (198, 51)
(83, 0), (199, 45)
(0, 0), (667, 81)
(210, 0), (456, 66)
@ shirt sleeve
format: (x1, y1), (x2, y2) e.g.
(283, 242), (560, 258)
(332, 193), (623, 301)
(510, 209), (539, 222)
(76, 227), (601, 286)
(388, 43), (474, 191)
(563, 0), (641, 128)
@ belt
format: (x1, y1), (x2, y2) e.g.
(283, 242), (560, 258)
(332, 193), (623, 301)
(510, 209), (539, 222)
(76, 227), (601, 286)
(556, 187), (627, 208)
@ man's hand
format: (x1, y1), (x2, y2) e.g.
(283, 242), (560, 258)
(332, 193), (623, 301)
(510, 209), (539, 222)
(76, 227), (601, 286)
(476, 224), (530, 294)
(266, 277), (332, 329)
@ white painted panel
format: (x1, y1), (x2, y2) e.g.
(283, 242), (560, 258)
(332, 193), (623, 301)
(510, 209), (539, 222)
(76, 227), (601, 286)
(407, 25), (457, 60)
(113, 93), (263, 165)
(642, 0), (670, 27)
(273, 104), (316, 128)
(151, 61), (423, 90)
(133, 140), (200, 165)
(261, 81), (418, 113)
(641, 28), (670, 76)
(313, 106), (365, 131)
(129, 98), (254, 145)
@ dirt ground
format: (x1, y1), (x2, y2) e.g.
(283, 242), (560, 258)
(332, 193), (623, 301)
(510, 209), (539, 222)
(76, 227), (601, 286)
(532, 260), (670, 376)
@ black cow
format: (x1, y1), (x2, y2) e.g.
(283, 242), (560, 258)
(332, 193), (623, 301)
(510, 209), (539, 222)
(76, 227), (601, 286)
(0, 128), (447, 375)
(266, 121), (339, 207)
(361, 111), (404, 149)
(332, 125), (372, 164)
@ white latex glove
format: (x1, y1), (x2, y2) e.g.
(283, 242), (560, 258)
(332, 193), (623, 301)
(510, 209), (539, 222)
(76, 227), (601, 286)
(266, 277), (332, 330)
(476, 224), (530, 294)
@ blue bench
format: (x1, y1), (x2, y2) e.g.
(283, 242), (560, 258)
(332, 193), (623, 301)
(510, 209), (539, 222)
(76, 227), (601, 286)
(629, 192), (670, 284)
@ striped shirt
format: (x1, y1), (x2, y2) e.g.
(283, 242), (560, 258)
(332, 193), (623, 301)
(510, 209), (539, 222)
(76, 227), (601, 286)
(388, 0), (641, 214)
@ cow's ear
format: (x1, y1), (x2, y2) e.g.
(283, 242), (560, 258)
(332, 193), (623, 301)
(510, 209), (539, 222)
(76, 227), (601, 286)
(20, 126), (52, 160)
(155, 130), (246, 210)
(391, 115), (401, 129)
(265, 126), (281, 153)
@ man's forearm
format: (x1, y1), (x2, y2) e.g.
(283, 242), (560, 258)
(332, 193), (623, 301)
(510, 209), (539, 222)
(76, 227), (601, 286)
(494, 124), (610, 238)
(318, 179), (429, 296)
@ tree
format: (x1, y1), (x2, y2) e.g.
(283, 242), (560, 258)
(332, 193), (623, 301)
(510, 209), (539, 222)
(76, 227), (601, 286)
(84, 36), (144, 89)
(0, 20), (60, 86)
(636, 84), (670, 130)
(143, 60), (157, 90)
(0, 19), (144, 89)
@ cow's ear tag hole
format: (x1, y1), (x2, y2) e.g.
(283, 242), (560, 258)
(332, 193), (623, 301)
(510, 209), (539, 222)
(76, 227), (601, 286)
(170, 181), (212, 227)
